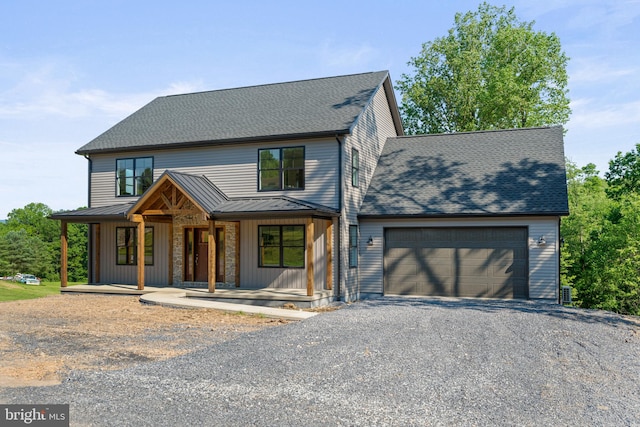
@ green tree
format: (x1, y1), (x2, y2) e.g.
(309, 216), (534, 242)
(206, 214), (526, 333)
(561, 162), (610, 288)
(5, 203), (59, 244)
(396, 2), (570, 134)
(67, 223), (88, 282)
(605, 143), (640, 200)
(576, 194), (640, 314)
(0, 203), (89, 282)
(0, 229), (44, 276)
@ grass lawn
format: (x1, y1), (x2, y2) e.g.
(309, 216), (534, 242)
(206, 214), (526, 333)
(0, 280), (73, 302)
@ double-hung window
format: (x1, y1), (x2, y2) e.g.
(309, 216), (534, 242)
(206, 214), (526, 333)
(351, 149), (359, 187)
(349, 225), (358, 268)
(116, 157), (153, 196)
(258, 225), (305, 268)
(258, 147), (304, 191)
(116, 227), (154, 265)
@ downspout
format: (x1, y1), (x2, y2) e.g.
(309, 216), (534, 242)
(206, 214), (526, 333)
(335, 136), (343, 301)
(85, 155), (93, 283)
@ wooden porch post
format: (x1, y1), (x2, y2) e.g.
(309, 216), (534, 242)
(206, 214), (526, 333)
(60, 221), (68, 288)
(235, 222), (240, 287)
(95, 224), (101, 284)
(168, 222), (173, 286)
(208, 220), (216, 293)
(326, 220), (333, 290)
(132, 214), (145, 290)
(306, 218), (314, 297)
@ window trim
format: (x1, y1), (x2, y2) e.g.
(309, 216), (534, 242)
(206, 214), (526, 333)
(116, 156), (154, 197)
(116, 226), (154, 266)
(349, 225), (358, 268)
(351, 148), (359, 188)
(257, 147), (305, 192)
(258, 225), (305, 268)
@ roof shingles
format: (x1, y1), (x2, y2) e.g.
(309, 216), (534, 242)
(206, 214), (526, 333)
(77, 71), (390, 154)
(359, 126), (569, 217)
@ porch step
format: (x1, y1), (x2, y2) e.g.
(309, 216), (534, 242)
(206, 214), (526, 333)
(184, 288), (335, 309)
(141, 292), (317, 320)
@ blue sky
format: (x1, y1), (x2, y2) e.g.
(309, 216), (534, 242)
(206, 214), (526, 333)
(1, 0), (639, 218)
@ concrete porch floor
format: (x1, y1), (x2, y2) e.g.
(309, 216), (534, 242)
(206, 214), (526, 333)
(60, 284), (336, 309)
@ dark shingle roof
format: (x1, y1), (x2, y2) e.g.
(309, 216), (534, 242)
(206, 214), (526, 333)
(359, 126), (569, 217)
(77, 71), (393, 154)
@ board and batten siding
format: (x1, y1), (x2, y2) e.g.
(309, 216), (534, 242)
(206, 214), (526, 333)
(340, 81), (399, 301)
(89, 138), (339, 209)
(358, 217), (560, 300)
(96, 221), (170, 287)
(238, 218), (329, 290)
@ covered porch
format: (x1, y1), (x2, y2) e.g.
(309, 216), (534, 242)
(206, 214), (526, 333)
(53, 170), (340, 305)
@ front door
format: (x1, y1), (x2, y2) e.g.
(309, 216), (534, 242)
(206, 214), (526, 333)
(195, 228), (209, 282)
(184, 227), (224, 283)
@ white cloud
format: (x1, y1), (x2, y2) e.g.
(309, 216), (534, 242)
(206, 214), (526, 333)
(569, 97), (640, 129)
(518, 0), (640, 29)
(569, 59), (636, 84)
(318, 40), (377, 68)
(0, 61), (206, 120)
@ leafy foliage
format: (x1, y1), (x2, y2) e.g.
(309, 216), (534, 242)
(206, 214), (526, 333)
(562, 151), (640, 315)
(605, 143), (640, 200)
(0, 203), (87, 281)
(396, 2), (570, 134)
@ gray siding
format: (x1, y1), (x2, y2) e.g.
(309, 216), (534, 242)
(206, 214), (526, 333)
(340, 82), (399, 301)
(89, 138), (339, 209)
(238, 218), (328, 290)
(359, 217), (560, 300)
(96, 221), (170, 287)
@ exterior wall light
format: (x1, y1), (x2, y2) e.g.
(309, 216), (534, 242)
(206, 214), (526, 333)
(537, 236), (546, 246)
(367, 236), (374, 246)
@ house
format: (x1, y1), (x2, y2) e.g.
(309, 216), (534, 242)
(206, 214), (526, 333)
(52, 71), (568, 304)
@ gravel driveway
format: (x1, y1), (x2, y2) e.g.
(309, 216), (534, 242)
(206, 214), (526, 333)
(2, 298), (639, 426)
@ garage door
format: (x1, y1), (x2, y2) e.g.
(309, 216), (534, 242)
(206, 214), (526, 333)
(384, 227), (528, 299)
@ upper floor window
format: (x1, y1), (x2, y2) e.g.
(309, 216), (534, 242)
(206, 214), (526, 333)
(116, 226), (154, 265)
(351, 148), (359, 187)
(258, 147), (304, 191)
(116, 157), (153, 196)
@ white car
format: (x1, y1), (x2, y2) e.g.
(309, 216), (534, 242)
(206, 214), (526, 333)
(20, 274), (40, 285)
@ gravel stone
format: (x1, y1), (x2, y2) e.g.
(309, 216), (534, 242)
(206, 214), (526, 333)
(2, 298), (639, 426)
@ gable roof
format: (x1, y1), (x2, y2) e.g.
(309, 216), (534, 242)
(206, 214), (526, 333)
(127, 170), (229, 216)
(359, 126), (569, 218)
(77, 71), (401, 155)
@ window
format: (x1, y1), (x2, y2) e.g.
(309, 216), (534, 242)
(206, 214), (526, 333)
(351, 148), (359, 187)
(258, 225), (305, 268)
(116, 227), (154, 265)
(258, 147), (304, 191)
(116, 157), (153, 196)
(349, 225), (358, 268)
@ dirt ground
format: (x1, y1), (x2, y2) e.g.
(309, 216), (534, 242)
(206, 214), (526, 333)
(0, 294), (290, 389)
